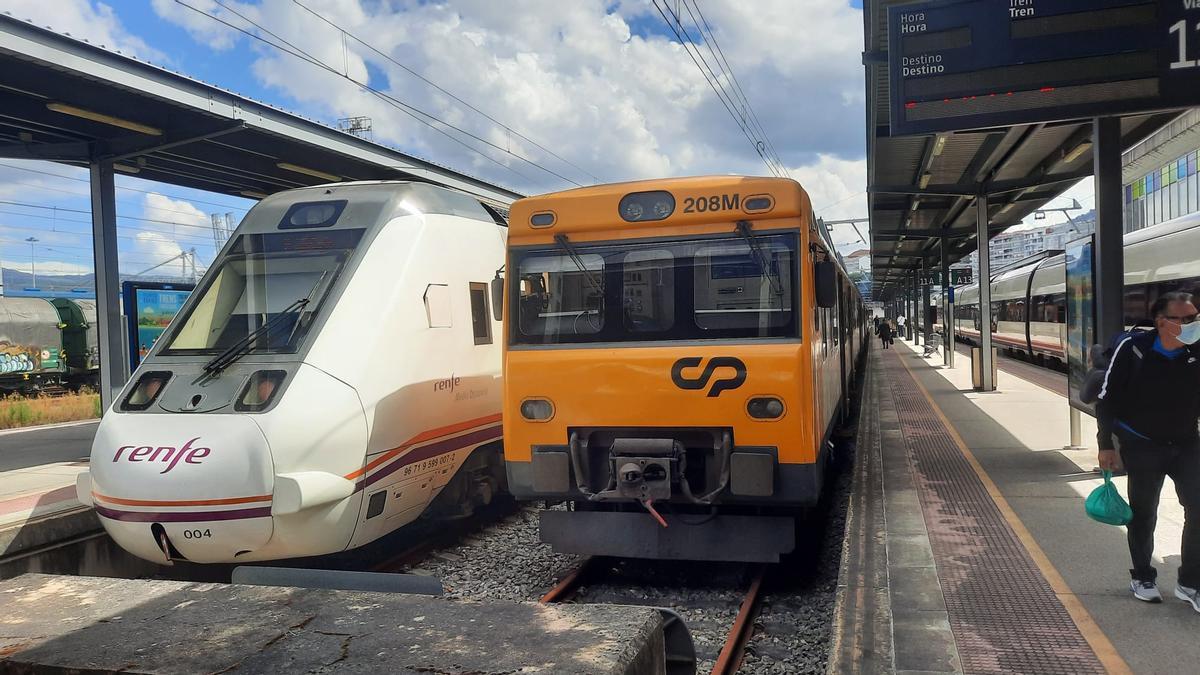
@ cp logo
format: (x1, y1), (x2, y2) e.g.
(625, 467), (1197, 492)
(671, 357), (747, 397)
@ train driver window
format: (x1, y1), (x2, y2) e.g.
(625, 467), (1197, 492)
(622, 249), (674, 332)
(468, 282), (492, 345)
(693, 241), (793, 334)
(516, 254), (605, 340)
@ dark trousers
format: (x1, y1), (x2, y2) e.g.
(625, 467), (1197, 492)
(1120, 436), (1200, 587)
(880, 335), (891, 349)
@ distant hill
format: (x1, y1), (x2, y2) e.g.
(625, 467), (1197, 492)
(0, 269), (196, 298)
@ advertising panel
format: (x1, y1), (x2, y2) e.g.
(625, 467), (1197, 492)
(122, 282), (194, 369)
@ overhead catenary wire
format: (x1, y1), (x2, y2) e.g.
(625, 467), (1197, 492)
(288, 0), (601, 185)
(684, 0), (789, 174)
(672, 0), (785, 175)
(649, 0), (784, 177)
(175, 0), (573, 189)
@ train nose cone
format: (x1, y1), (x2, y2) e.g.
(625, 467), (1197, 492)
(89, 413), (274, 564)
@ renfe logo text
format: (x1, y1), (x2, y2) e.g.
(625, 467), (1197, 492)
(113, 437), (211, 474)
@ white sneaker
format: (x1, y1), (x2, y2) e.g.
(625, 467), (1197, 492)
(1132, 579), (1163, 603)
(1175, 584), (1200, 612)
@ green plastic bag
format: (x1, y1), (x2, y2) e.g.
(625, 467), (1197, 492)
(1086, 471), (1133, 526)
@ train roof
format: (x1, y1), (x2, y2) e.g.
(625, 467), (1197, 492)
(237, 181), (506, 235)
(508, 176), (812, 237)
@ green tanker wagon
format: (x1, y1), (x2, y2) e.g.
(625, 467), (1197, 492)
(0, 297), (99, 394)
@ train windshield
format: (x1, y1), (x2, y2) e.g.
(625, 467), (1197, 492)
(511, 232), (798, 345)
(164, 229), (364, 355)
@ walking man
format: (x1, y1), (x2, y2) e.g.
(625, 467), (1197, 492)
(1097, 292), (1200, 608)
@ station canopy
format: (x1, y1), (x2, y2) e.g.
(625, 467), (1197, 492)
(0, 13), (522, 210)
(863, 0), (1180, 300)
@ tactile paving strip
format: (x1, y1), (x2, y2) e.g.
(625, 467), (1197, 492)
(882, 350), (1106, 675)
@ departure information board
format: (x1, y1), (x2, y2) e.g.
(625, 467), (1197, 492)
(888, 0), (1200, 136)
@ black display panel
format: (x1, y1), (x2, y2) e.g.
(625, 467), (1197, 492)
(888, 0), (1200, 136)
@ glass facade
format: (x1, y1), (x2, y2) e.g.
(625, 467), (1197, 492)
(1124, 148), (1200, 232)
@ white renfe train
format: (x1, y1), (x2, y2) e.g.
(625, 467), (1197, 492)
(76, 182), (509, 564)
(946, 210), (1200, 364)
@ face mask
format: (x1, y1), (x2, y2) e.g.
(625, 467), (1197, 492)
(1178, 321), (1200, 346)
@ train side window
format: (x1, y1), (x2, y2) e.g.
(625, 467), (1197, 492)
(468, 282), (492, 345)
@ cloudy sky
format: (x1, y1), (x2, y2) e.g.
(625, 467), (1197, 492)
(2, 0), (931, 281)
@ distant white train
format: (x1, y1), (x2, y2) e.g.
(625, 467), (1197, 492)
(76, 182), (509, 564)
(944, 210), (1200, 364)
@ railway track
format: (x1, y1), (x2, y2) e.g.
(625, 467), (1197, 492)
(540, 555), (763, 675)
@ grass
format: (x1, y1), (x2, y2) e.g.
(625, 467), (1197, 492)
(0, 389), (101, 430)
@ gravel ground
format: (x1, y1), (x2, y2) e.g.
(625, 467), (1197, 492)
(401, 504), (580, 600)
(738, 436), (857, 675)
(395, 426), (857, 675)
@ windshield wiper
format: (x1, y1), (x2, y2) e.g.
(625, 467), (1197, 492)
(203, 298), (309, 375)
(735, 220), (784, 297)
(553, 233), (605, 297)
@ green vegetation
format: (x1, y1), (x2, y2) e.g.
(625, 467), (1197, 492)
(0, 389), (100, 429)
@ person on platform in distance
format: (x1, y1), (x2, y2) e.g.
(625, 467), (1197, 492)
(877, 319), (893, 349)
(1096, 292), (1200, 610)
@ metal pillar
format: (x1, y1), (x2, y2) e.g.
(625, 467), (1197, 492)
(942, 238), (954, 367)
(902, 269), (912, 338)
(90, 160), (124, 412)
(922, 258), (933, 350)
(976, 194), (995, 391)
(1093, 117), (1125, 345)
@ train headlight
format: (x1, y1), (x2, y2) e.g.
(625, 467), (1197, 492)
(520, 398), (555, 422)
(235, 370), (287, 412)
(747, 397), (785, 420)
(619, 191), (674, 223)
(121, 371), (172, 411)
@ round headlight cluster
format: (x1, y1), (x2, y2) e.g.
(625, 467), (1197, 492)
(619, 191), (675, 223)
(747, 397), (785, 420)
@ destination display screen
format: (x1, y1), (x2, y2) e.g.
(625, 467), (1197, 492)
(888, 0), (1200, 135)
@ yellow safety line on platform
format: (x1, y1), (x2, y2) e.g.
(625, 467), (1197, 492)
(895, 348), (1132, 675)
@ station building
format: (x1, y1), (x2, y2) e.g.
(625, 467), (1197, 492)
(1123, 109), (1200, 231)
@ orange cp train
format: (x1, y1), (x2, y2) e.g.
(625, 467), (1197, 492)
(499, 176), (867, 562)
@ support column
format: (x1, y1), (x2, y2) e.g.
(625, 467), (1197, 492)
(1093, 117), (1125, 346)
(976, 194), (995, 391)
(90, 160), (124, 412)
(942, 238), (954, 367)
(922, 258), (933, 350)
(907, 267), (916, 341)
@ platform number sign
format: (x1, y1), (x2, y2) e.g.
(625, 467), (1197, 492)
(1170, 15), (1200, 70)
(887, 0), (1200, 136)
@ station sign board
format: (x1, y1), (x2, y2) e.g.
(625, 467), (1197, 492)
(888, 0), (1200, 136)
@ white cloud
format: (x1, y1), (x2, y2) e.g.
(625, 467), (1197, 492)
(2, 0), (165, 61)
(121, 193), (209, 274)
(152, 0), (867, 198)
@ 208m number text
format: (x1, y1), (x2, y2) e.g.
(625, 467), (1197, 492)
(683, 194), (740, 213)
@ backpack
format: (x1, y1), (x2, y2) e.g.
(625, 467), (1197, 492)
(1079, 327), (1151, 404)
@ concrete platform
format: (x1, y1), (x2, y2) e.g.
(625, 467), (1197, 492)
(830, 337), (1200, 674)
(0, 573), (670, 674)
(0, 461), (95, 559)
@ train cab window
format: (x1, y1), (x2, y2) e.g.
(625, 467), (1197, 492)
(468, 282), (492, 345)
(510, 233), (798, 345)
(622, 250), (674, 332)
(516, 254), (605, 339)
(693, 242), (793, 332)
(163, 229), (363, 355)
